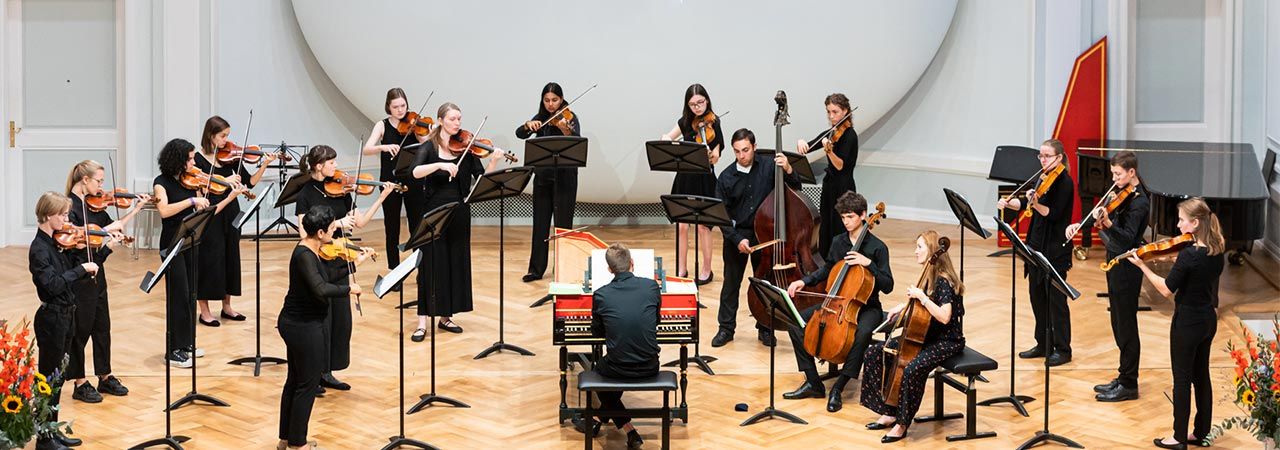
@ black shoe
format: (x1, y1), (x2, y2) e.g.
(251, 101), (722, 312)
(71, 382), (102, 404)
(319, 373), (351, 391)
(881, 428), (908, 444)
(97, 376), (129, 396)
(438, 320), (463, 334)
(711, 330), (733, 347)
(166, 350), (193, 368)
(1096, 385), (1139, 402)
(54, 430), (82, 447)
(522, 273), (542, 283)
(758, 330), (776, 347)
(570, 415), (602, 437)
(220, 311), (247, 321)
(826, 388), (844, 412)
(410, 328), (427, 342)
(1153, 438), (1186, 450)
(1018, 346), (1046, 359)
(782, 381), (825, 400)
(1046, 352), (1072, 367)
(695, 272), (714, 286)
(315, 385), (326, 396)
(1184, 437), (1210, 447)
(866, 420), (897, 430)
(198, 316), (221, 327)
(1093, 379), (1120, 393)
(35, 438), (69, 450)
(627, 429), (644, 449)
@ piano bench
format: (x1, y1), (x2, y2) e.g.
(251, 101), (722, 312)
(913, 346), (998, 442)
(579, 370), (678, 450)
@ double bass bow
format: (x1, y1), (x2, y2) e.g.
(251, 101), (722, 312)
(802, 202), (886, 363)
(880, 236), (950, 407)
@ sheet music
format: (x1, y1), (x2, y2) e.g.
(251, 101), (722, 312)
(374, 249), (421, 298)
(589, 249), (654, 288)
(548, 282), (587, 295)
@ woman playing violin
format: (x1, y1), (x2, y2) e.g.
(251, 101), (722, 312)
(516, 82), (581, 283)
(859, 230), (965, 443)
(1128, 198), (1225, 449)
(194, 115), (278, 327)
(295, 144), (392, 391)
(63, 160), (150, 403)
(405, 102), (508, 339)
(796, 93), (859, 255)
(661, 83), (721, 284)
(362, 88), (428, 274)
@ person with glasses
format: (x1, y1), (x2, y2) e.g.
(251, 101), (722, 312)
(660, 83), (722, 285)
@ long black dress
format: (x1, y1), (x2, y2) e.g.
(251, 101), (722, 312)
(516, 112), (581, 278)
(670, 117), (722, 197)
(379, 118), (427, 271)
(411, 142), (482, 317)
(294, 179), (355, 371)
(808, 127), (858, 256)
(154, 174), (199, 352)
(193, 152), (254, 299)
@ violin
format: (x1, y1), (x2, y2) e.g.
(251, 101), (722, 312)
(880, 236), (950, 407)
(1017, 163), (1065, 221)
(449, 129), (518, 163)
(831, 117), (852, 144)
(181, 167), (257, 200)
(692, 111), (728, 145)
(215, 140), (289, 165)
(85, 188), (152, 212)
(1067, 182), (1139, 244)
(802, 202), (886, 363)
(318, 237), (376, 262)
(53, 223), (134, 250)
(322, 170), (407, 197)
(395, 111), (434, 137)
(1100, 233), (1194, 271)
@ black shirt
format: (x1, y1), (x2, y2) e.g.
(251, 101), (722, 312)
(1094, 185), (1150, 256)
(801, 231), (894, 309)
(590, 272), (662, 369)
(1022, 169), (1075, 269)
(153, 174), (199, 249)
(280, 245), (347, 321)
(1165, 246), (1224, 310)
(29, 230), (89, 307)
(515, 111), (581, 139)
(381, 118), (425, 183)
(67, 193), (114, 265)
(714, 154), (802, 245)
(409, 142), (486, 204)
(806, 127), (858, 179)
(195, 152), (255, 219)
(924, 277), (965, 345)
(294, 178), (353, 238)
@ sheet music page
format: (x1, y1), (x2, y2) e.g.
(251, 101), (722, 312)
(589, 249), (654, 288)
(375, 249), (421, 297)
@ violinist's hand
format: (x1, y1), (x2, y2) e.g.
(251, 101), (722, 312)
(348, 282), (362, 297)
(437, 162), (458, 178)
(796, 139), (810, 155)
(844, 251), (871, 267)
(227, 173), (242, 183)
(1025, 190), (1039, 207)
(356, 247), (376, 265)
(261, 152), (279, 166)
(108, 231), (127, 247)
(822, 137), (834, 153)
(737, 239), (751, 255)
(192, 197), (211, 209)
(136, 193), (154, 204)
(525, 120), (543, 132)
(1097, 213), (1113, 229)
(1064, 223), (1082, 241)
(1124, 254), (1146, 269)
(786, 280), (805, 297)
(385, 144), (400, 158)
(82, 262), (99, 275)
(775, 153), (792, 174)
(906, 285), (927, 301)
(379, 182), (397, 199)
(233, 183), (250, 198)
(337, 214), (357, 229)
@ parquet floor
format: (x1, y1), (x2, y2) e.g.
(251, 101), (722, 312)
(2, 219), (1277, 449)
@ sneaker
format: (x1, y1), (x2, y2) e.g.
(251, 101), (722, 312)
(97, 375), (129, 396)
(167, 351), (193, 368)
(182, 346), (205, 358)
(71, 382), (103, 404)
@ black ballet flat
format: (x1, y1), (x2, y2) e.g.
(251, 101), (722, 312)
(438, 321), (463, 334)
(881, 431), (908, 444)
(696, 272), (715, 286)
(1153, 438), (1186, 450)
(411, 328), (427, 342)
(198, 316), (220, 327)
(220, 311), (247, 321)
(866, 420), (896, 431)
(521, 273), (542, 283)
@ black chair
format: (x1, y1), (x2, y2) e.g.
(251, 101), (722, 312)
(579, 370), (678, 450)
(914, 346), (999, 441)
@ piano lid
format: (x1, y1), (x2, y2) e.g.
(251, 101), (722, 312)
(1077, 140), (1269, 201)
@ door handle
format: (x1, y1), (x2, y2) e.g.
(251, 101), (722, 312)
(8, 121), (20, 148)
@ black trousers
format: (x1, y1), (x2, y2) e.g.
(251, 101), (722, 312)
(1170, 308), (1216, 443)
(35, 304), (76, 424)
(278, 316), (325, 447)
(718, 234), (763, 334)
(164, 251), (195, 352)
(1028, 265), (1071, 353)
(788, 303), (883, 383)
(591, 357), (658, 428)
(68, 270), (112, 379)
(381, 181), (426, 270)
(1106, 255), (1142, 388)
(526, 168), (578, 278)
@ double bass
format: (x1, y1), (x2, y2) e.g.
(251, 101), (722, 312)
(881, 236), (950, 407)
(803, 202), (886, 363)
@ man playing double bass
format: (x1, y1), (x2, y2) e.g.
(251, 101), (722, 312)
(784, 192), (893, 413)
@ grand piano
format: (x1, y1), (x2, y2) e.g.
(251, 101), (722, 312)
(1077, 140), (1269, 264)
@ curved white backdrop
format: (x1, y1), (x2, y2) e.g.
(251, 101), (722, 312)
(291, 0), (956, 203)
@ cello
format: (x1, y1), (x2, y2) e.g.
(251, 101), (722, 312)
(802, 202), (886, 363)
(881, 236), (950, 407)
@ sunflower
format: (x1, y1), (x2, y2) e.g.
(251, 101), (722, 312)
(34, 372), (45, 383)
(1241, 389), (1256, 407)
(1234, 374), (1243, 386)
(36, 381), (50, 395)
(2, 395), (21, 414)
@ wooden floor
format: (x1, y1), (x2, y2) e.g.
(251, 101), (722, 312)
(3, 219), (1277, 449)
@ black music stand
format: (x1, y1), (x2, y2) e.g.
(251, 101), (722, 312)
(228, 184), (287, 375)
(646, 140), (714, 307)
(1016, 249), (1083, 450)
(658, 194), (730, 375)
(976, 217), (1037, 417)
(523, 136), (588, 308)
(374, 241), (443, 450)
(165, 208), (227, 411)
(402, 202), (471, 414)
(740, 277), (807, 427)
(467, 166), (537, 359)
(254, 142), (307, 239)
(755, 149), (817, 185)
(987, 145), (1041, 257)
(942, 189), (994, 382)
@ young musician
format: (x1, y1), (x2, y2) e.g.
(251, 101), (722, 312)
(795, 93), (859, 255)
(404, 102), (509, 339)
(712, 128), (799, 348)
(1066, 151), (1148, 402)
(783, 192), (892, 412)
(295, 145), (393, 391)
(30, 191), (98, 450)
(276, 205), (367, 450)
(195, 116), (277, 326)
(516, 82), (581, 282)
(859, 230), (966, 443)
(661, 83), (722, 285)
(569, 243), (659, 449)
(362, 88), (428, 275)
(65, 160), (151, 403)
(997, 138), (1075, 366)
(1129, 198), (1225, 449)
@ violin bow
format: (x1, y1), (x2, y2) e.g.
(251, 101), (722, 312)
(236, 109), (255, 176)
(348, 136), (364, 315)
(80, 189), (95, 279)
(536, 83), (597, 129)
(396, 90), (435, 151)
(809, 108), (856, 147)
(452, 116), (489, 181)
(107, 154), (123, 221)
(1064, 181), (1122, 246)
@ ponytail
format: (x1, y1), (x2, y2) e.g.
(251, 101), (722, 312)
(1178, 198), (1225, 256)
(66, 160), (104, 196)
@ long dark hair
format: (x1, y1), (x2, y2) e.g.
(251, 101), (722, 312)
(301, 145), (338, 178)
(385, 87), (407, 116)
(535, 82), (565, 120)
(158, 138), (195, 178)
(200, 115), (230, 154)
(678, 84), (713, 131)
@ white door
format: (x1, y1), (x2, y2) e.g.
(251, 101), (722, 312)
(3, 0), (122, 246)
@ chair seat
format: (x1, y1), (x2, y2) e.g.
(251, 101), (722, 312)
(941, 347), (997, 374)
(579, 370), (678, 392)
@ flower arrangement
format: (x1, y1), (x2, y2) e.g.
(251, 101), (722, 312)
(1208, 319), (1280, 446)
(0, 319), (70, 450)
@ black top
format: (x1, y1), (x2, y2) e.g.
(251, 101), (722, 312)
(924, 277), (965, 345)
(801, 231), (894, 309)
(1165, 246), (1224, 310)
(807, 127), (858, 179)
(29, 230), (90, 307)
(67, 193), (114, 265)
(294, 178), (353, 238)
(280, 245), (347, 321)
(1022, 169), (1075, 269)
(153, 174), (199, 248)
(381, 118), (423, 183)
(515, 112), (581, 139)
(714, 154), (802, 245)
(1095, 185), (1150, 256)
(410, 141), (486, 204)
(590, 272), (662, 368)
(679, 117), (723, 153)
(194, 152), (255, 218)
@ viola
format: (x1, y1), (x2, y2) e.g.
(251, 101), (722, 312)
(53, 223), (134, 250)
(1100, 233), (1194, 272)
(1017, 163), (1065, 221)
(181, 167), (257, 200)
(215, 140), (289, 165)
(881, 236), (950, 407)
(322, 170), (407, 197)
(802, 202), (886, 363)
(85, 188), (152, 212)
(692, 111), (728, 145)
(318, 237), (376, 262)
(395, 111), (434, 137)
(449, 129), (518, 163)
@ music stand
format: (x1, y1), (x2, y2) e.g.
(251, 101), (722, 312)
(373, 248), (440, 450)
(976, 217), (1037, 417)
(524, 135), (588, 168)
(942, 189), (994, 384)
(1016, 248), (1083, 450)
(740, 277), (807, 427)
(658, 194), (730, 375)
(755, 149), (817, 185)
(467, 166), (537, 359)
(228, 184), (287, 375)
(402, 202), (472, 414)
(254, 142), (307, 239)
(646, 140), (715, 305)
(163, 208), (229, 411)
(987, 145), (1041, 257)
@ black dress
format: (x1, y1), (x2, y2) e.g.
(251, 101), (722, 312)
(294, 179), (355, 371)
(808, 127), (858, 256)
(66, 194), (115, 380)
(412, 142), (482, 317)
(277, 244), (345, 447)
(154, 174), (200, 351)
(1164, 246), (1223, 443)
(193, 152), (254, 299)
(670, 117), (722, 197)
(379, 118), (427, 271)
(516, 112), (581, 278)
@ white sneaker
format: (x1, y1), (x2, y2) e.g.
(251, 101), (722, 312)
(182, 347), (205, 358)
(166, 352), (193, 368)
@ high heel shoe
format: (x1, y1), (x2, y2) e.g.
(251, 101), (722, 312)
(881, 425), (909, 444)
